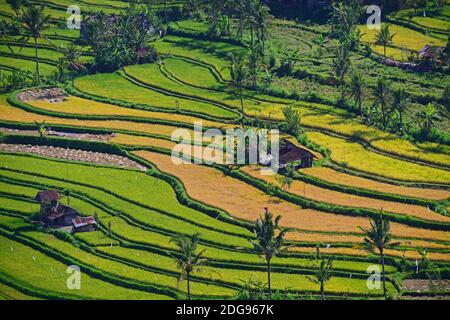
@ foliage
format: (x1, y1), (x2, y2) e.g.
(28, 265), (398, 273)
(169, 233), (207, 300)
(249, 209), (289, 298)
(282, 104), (302, 137)
(81, 7), (159, 72)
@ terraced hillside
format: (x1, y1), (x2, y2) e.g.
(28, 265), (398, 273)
(0, 0), (449, 300)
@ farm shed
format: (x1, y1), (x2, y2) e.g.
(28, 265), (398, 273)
(34, 190), (96, 232)
(278, 139), (318, 169)
(35, 190), (60, 206)
(72, 216), (98, 233)
(418, 45), (447, 65)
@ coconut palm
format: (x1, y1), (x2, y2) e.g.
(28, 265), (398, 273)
(360, 213), (400, 299)
(373, 78), (391, 130)
(63, 189), (71, 206)
(34, 120), (46, 139)
(349, 70), (364, 115)
(229, 52), (249, 118)
(56, 44), (86, 81)
(247, 44), (262, 89)
(376, 24), (395, 58)
(170, 233), (207, 300)
(250, 208), (289, 299)
(307, 257), (333, 300)
(333, 45), (350, 101)
(392, 87), (410, 134)
(415, 103), (441, 136)
(17, 4), (51, 82)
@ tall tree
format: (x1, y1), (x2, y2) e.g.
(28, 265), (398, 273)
(415, 103), (441, 136)
(330, 0), (363, 49)
(56, 44), (86, 81)
(229, 52), (249, 118)
(360, 214), (400, 299)
(376, 24), (395, 58)
(250, 208), (289, 299)
(373, 78), (391, 130)
(307, 257), (333, 300)
(17, 4), (51, 82)
(170, 233), (207, 300)
(333, 45), (351, 102)
(392, 87), (410, 134)
(247, 44), (262, 89)
(282, 104), (302, 137)
(349, 70), (364, 115)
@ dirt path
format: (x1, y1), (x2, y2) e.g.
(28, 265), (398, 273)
(0, 144), (147, 171)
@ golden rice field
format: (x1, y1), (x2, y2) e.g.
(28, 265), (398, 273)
(291, 246), (450, 262)
(254, 102), (450, 168)
(29, 95), (229, 129)
(0, 96), (193, 138)
(241, 166), (450, 223)
(132, 150), (450, 243)
(307, 131), (450, 184)
(359, 23), (446, 60)
(303, 167), (450, 201)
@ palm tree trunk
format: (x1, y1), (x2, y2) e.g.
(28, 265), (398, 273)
(187, 272), (191, 300)
(239, 85), (244, 118)
(34, 36), (40, 82)
(381, 251), (387, 299)
(267, 258), (272, 299)
(358, 97), (362, 115)
(164, 1), (168, 25)
(399, 111), (404, 133)
(320, 282), (325, 300)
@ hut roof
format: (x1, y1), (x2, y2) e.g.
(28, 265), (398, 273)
(72, 216), (97, 229)
(279, 138), (318, 163)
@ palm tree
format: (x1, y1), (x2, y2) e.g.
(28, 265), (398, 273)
(277, 175), (293, 192)
(360, 213), (400, 299)
(392, 87), (410, 134)
(34, 120), (46, 139)
(170, 233), (207, 300)
(333, 45), (350, 101)
(349, 70), (364, 115)
(282, 104), (302, 137)
(229, 52), (249, 118)
(56, 44), (86, 81)
(415, 103), (441, 136)
(307, 257), (333, 300)
(247, 44), (261, 89)
(63, 189), (71, 206)
(17, 4), (51, 82)
(376, 24), (395, 58)
(373, 78), (391, 130)
(250, 208), (289, 299)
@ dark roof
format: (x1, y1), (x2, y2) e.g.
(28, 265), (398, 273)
(279, 139), (317, 164)
(72, 216), (97, 228)
(35, 190), (60, 203)
(418, 45), (447, 60)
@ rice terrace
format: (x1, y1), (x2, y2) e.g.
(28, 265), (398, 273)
(0, 0), (449, 303)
